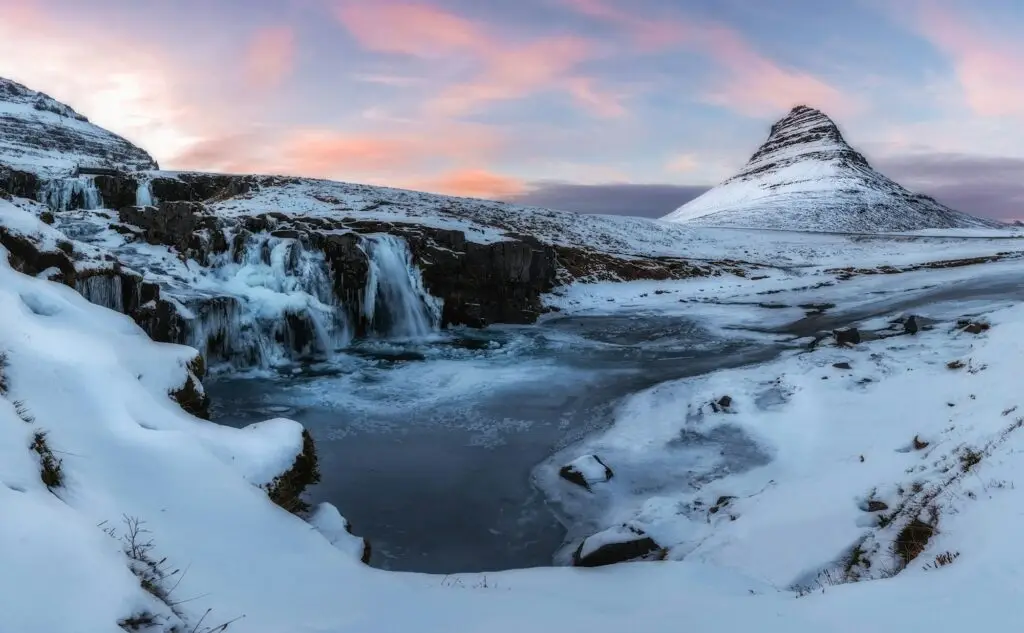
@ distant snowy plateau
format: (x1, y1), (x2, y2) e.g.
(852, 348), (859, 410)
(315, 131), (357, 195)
(2, 76), (1024, 633)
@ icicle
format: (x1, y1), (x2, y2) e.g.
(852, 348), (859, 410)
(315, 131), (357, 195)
(76, 274), (124, 312)
(38, 176), (103, 211)
(361, 234), (441, 339)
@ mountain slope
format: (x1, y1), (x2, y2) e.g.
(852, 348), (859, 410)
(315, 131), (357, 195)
(663, 105), (1004, 232)
(0, 77), (157, 176)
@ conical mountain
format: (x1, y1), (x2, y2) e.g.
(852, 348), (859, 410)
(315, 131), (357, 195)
(662, 106), (1004, 232)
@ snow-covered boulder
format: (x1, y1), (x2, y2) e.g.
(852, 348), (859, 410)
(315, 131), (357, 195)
(559, 454), (614, 491)
(572, 524), (661, 567)
(308, 503), (372, 564)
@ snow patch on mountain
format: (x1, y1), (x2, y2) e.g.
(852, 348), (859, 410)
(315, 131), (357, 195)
(663, 106), (1005, 233)
(0, 77), (157, 176)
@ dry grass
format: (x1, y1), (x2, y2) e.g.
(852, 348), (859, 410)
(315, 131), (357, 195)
(30, 430), (63, 490)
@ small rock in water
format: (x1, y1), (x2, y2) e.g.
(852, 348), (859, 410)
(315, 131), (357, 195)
(904, 315), (920, 335)
(559, 455), (614, 491)
(832, 362), (852, 370)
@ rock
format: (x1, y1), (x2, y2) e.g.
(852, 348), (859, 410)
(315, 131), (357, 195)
(118, 201), (203, 250)
(263, 429), (321, 515)
(0, 227), (76, 286)
(0, 167), (40, 199)
(864, 500), (889, 512)
(833, 328), (861, 346)
(904, 315), (919, 335)
(92, 174), (141, 210)
(708, 495), (736, 515)
(308, 502), (372, 565)
(957, 320), (990, 335)
(572, 524), (660, 567)
(39, 211), (54, 225)
(710, 395), (734, 413)
(832, 362), (852, 370)
(559, 455), (614, 491)
(168, 358), (210, 420)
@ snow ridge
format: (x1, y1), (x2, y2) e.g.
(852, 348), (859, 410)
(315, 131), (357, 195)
(0, 77), (157, 176)
(663, 105), (1005, 233)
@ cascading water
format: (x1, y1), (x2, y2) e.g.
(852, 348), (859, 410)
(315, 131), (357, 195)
(189, 232), (352, 369)
(135, 179), (156, 207)
(362, 234), (442, 339)
(39, 176), (103, 211)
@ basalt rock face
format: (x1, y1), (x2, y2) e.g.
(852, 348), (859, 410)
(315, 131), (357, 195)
(0, 166), (40, 200)
(663, 105), (1005, 232)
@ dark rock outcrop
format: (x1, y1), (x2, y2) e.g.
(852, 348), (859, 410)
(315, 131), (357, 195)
(118, 202), (204, 250)
(0, 226), (76, 285)
(0, 167), (40, 199)
(264, 429), (321, 515)
(92, 174), (140, 210)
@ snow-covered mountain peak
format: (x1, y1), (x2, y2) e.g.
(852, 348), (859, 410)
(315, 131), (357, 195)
(742, 105), (868, 178)
(662, 105), (1005, 233)
(0, 76), (157, 176)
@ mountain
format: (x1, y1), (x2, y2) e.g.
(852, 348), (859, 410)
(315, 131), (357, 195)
(662, 105), (1004, 232)
(0, 77), (157, 176)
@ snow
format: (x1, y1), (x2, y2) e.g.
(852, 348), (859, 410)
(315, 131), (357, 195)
(663, 106), (1005, 233)
(564, 454), (613, 486)
(0, 77), (156, 177)
(8, 186), (1024, 633)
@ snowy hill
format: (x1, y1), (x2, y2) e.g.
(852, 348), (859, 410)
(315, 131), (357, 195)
(0, 77), (157, 177)
(663, 105), (1005, 232)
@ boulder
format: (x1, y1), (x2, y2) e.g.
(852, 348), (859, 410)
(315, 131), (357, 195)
(833, 328), (861, 346)
(904, 315), (919, 335)
(572, 524), (661, 567)
(559, 455), (614, 491)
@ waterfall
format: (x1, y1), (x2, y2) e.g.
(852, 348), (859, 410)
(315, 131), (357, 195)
(39, 176), (103, 211)
(136, 179), (156, 207)
(362, 234), (441, 339)
(76, 275), (124, 312)
(190, 232), (352, 369)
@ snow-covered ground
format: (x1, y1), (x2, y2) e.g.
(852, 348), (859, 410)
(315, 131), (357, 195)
(5, 231), (1024, 631)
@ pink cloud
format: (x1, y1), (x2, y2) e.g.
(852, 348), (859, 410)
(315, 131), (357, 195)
(562, 0), (855, 118)
(910, 4), (1024, 118)
(172, 122), (508, 185)
(244, 27), (296, 90)
(333, 1), (624, 118)
(414, 169), (527, 199)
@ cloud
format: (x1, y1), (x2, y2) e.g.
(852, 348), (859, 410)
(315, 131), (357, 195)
(332, 1), (624, 118)
(908, 3), (1024, 118)
(665, 153), (698, 173)
(0, 2), (210, 162)
(416, 169), (527, 198)
(509, 182), (709, 217)
(171, 123), (508, 187)
(244, 27), (296, 90)
(562, 0), (854, 118)
(876, 153), (1024, 219)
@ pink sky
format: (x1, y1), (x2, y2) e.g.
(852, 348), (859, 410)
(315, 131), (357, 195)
(1, 0), (1024, 218)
